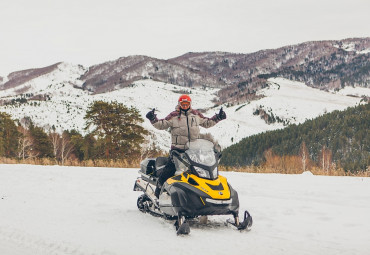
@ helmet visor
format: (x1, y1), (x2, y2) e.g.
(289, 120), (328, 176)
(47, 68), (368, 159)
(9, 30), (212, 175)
(179, 101), (191, 110)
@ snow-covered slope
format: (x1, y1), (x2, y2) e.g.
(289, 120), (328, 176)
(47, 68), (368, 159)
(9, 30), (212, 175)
(0, 164), (369, 255)
(0, 63), (368, 150)
(0, 63), (86, 97)
(201, 78), (368, 147)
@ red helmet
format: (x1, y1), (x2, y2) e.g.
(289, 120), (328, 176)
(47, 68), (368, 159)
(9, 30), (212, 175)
(178, 94), (191, 110)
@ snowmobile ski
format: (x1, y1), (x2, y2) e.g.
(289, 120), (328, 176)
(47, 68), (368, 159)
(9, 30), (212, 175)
(226, 210), (253, 231)
(175, 216), (191, 235)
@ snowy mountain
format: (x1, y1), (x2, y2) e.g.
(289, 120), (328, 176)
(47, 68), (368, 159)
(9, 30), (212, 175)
(79, 38), (370, 99)
(0, 38), (369, 151)
(1, 164), (369, 255)
(1, 38), (369, 98)
(0, 61), (368, 151)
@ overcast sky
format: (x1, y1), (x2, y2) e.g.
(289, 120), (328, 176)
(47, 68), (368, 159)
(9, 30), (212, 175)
(0, 0), (369, 76)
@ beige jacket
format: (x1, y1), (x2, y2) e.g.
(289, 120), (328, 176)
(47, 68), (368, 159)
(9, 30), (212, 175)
(151, 106), (221, 150)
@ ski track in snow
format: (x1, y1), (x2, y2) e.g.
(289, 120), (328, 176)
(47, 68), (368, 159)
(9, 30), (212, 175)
(1, 164), (370, 255)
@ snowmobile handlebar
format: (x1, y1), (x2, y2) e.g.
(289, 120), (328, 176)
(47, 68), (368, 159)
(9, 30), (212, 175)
(170, 150), (189, 165)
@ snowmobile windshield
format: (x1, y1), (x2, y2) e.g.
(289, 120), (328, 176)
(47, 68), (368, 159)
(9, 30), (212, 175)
(186, 139), (216, 166)
(185, 139), (218, 179)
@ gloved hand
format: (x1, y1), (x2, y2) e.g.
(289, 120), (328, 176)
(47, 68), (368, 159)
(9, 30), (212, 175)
(146, 108), (156, 121)
(216, 107), (226, 120)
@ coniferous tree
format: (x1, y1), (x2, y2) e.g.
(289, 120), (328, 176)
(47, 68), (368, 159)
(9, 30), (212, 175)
(0, 112), (20, 157)
(82, 133), (97, 160)
(66, 129), (85, 161)
(84, 101), (147, 160)
(221, 103), (369, 173)
(29, 122), (54, 158)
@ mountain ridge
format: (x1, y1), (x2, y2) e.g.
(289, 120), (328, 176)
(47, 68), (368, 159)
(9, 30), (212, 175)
(0, 38), (368, 152)
(1, 37), (369, 104)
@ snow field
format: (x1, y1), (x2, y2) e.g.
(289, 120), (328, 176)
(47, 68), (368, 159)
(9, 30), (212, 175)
(1, 164), (369, 255)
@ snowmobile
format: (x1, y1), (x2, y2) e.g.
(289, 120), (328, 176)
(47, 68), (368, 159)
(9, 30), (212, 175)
(133, 138), (253, 235)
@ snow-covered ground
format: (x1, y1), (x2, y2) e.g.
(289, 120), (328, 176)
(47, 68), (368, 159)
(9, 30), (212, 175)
(1, 164), (369, 255)
(334, 86), (370, 98)
(334, 42), (370, 54)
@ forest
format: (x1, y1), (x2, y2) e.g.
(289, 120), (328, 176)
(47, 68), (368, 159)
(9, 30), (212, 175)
(0, 101), (159, 167)
(1, 101), (369, 174)
(220, 103), (369, 174)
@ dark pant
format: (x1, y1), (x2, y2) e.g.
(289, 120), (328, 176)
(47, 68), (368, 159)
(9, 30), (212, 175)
(157, 157), (176, 187)
(155, 149), (184, 198)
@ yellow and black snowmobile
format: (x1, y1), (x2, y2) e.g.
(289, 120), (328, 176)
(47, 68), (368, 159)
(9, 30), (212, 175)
(133, 139), (252, 235)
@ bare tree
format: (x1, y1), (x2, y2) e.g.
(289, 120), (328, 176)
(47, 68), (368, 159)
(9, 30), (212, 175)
(58, 133), (73, 165)
(49, 131), (60, 161)
(17, 118), (38, 160)
(325, 150), (333, 174)
(299, 141), (310, 172)
(320, 145), (333, 174)
(17, 125), (37, 160)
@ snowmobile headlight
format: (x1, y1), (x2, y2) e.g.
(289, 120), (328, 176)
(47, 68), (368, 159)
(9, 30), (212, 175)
(212, 167), (218, 179)
(193, 166), (210, 178)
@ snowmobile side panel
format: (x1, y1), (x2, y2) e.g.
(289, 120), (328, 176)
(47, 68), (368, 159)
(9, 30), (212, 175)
(139, 172), (157, 186)
(134, 178), (157, 198)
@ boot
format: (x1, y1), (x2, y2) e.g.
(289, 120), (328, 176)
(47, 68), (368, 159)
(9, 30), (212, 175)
(154, 184), (161, 198)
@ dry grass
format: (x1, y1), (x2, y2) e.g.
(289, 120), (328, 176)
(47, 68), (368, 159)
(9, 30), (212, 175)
(0, 149), (168, 169)
(218, 151), (369, 177)
(219, 165), (369, 177)
(1, 156), (368, 177)
(0, 157), (140, 168)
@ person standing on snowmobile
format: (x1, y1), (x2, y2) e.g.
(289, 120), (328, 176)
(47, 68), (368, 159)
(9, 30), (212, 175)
(145, 94), (226, 198)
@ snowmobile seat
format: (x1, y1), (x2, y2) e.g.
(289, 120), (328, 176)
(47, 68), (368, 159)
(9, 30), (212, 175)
(140, 158), (156, 175)
(155, 157), (169, 177)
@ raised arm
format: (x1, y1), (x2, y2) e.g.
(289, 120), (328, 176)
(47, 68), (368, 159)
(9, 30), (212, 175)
(196, 108), (226, 128)
(146, 109), (175, 130)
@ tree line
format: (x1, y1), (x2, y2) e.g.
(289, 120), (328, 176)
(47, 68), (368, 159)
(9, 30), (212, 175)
(0, 101), (158, 166)
(221, 103), (370, 173)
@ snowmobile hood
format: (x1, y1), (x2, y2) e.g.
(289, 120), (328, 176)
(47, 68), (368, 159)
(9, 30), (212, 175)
(166, 172), (231, 200)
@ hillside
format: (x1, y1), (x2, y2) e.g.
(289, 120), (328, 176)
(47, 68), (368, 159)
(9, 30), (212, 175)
(0, 38), (369, 157)
(79, 38), (370, 101)
(221, 103), (370, 173)
(1, 164), (369, 255)
(170, 38), (370, 104)
(1, 38), (369, 105)
(0, 73), (367, 152)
